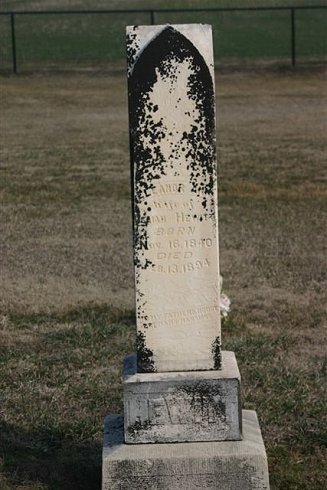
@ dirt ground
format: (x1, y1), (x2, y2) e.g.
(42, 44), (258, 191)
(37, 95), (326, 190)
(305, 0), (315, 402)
(1, 68), (326, 489)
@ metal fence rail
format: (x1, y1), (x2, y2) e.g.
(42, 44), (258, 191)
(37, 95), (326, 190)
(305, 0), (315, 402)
(0, 5), (326, 73)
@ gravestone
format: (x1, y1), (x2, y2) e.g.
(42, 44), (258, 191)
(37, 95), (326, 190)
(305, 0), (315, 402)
(127, 24), (221, 373)
(102, 24), (270, 489)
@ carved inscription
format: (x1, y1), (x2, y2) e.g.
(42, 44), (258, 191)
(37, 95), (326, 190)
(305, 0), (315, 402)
(144, 185), (215, 275)
(127, 24), (221, 371)
(148, 305), (219, 328)
(147, 393), (227, 427)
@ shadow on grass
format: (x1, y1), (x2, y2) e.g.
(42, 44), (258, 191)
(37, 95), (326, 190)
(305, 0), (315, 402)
(0, 420), (102, 490)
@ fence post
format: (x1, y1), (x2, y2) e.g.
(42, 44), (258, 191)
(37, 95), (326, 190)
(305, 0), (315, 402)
(10, 12), (17, 74)
(150, 10), (155, 25)
(291, 8), (296, 67)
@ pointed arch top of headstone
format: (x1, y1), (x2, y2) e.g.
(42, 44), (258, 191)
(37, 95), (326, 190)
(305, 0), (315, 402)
(128, 24), (216, 212)
(129, 26), (214, 123)
(127, 24), (214, 77)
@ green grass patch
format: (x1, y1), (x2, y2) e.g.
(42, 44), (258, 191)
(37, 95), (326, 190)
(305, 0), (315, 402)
(2, 310), (326, 488)
(0, 305), (135, 489)
(223, 315), (327, 489)
(2, 0), (327, 10)
(0, 1), (326, 71)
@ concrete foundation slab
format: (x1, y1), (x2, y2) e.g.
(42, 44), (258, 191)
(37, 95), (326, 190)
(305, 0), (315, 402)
(102, 410), (270, 490)
(123, 351), (241, 443)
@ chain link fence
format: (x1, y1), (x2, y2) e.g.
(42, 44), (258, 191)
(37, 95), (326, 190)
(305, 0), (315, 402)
(0, 6), (326, 73)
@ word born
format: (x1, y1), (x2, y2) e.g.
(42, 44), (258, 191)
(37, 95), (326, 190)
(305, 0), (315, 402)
(155, 226), (195, 236)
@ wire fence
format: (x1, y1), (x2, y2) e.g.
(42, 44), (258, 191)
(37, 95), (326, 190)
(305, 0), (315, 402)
(0, 6), (326, 73)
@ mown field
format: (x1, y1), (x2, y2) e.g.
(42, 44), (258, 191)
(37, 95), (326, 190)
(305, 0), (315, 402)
(1, 66), (327, 489)
(0, 0), (326, 71)
(2, 0), (327, 10)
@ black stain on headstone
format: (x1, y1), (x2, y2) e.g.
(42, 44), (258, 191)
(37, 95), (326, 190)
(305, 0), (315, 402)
(126, 419), (152, 440)
(126, 26), (139, 69)
(128, 26), (216, 269)
(212, 336), (222, 370)
(136, 331), (156, 372)
(178, 381), (226, 423)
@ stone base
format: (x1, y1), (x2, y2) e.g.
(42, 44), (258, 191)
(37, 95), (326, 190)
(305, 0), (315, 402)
(102, 410), (270, 490)
(123, 351), (241, 443)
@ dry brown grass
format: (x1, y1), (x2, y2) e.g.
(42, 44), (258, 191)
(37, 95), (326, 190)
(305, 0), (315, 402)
(1, 74), (134, 314)
(0, 69), (326, 489)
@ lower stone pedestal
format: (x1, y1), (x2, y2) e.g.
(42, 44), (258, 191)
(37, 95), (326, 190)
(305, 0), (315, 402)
(124, 351), (241, 443)
(102, 410), (270, 490)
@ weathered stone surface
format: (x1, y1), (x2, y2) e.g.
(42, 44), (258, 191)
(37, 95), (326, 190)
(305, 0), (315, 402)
(123, 351), (241, 443)
(127, 24), (220, 373)
(102, 410), (270, 490)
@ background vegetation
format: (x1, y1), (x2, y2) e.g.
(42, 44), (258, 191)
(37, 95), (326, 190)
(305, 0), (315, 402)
(0, 0), (326, 71)
(1, 67), (326, 489)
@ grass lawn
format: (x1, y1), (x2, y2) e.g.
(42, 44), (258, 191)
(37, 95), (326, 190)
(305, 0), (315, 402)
(2, 0), (327, 10)
(0, 0), (326, 71)
(1, 68), (327, 488)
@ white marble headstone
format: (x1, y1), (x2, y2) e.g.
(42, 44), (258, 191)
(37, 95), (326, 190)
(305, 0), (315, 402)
(127, 24), (221, 372)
